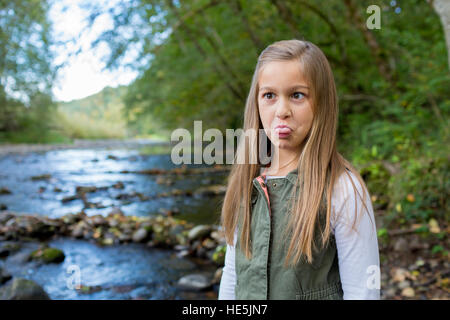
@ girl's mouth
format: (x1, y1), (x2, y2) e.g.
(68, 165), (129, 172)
(274, 127), (292, 138)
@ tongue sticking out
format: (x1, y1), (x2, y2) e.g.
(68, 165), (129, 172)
(276, 127), (291, 134)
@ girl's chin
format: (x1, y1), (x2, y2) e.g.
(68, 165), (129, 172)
(271, 140), (293, 149)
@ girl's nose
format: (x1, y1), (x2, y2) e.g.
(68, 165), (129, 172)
(275, 97), (292, 119)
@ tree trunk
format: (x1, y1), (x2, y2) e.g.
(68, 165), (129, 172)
(344, 0), (395, 85)
(430, 0), (450, 70)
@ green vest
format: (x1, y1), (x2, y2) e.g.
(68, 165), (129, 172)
(235, 168), (343, 300)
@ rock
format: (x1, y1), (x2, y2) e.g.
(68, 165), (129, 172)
(29, 221), (55, 240)
(169, 224), (184, 237)
(393, 238), (408, 252)
(0, 187), (12, 194)
(391, 268), (408, 282)
(118, 233), (131, 242)
(107, 207), (124, 217)
(174, 245), (189, 251)
(89, 215), (107, 227)
(5, 218), (15, 227)
(71, 221), (87, 238)
(30, 174), (51, 181)
(0, 278), (50, 300)
(0, 203), (7, 210)
(101, 238), (114, 246)
(429, 259), (439, 268)
(401, 287), (415, 298)
(176, 250), (190, 258)
(76, 284), (102, 294)
(29, 247), (65, 263)
(140, 221), (154, 232)
(383, 287), (397, 298)
(398, 280), (411, 289)
(177, 274), (212, 291)
(194, 185), (227, 197)
(75, 186), (98, 194)
(188, 225), (211, 241)
(0, 211), (14, 224)
(112, 181), (124, 189)
(0, 242), (22, 258)
(62, 212), (85, 224)
(0, 267), (12, 285)
(108, 218), (119, 228)
(202, 238), (217, 250)
(132, 228), (148, 243)
(61, 195), (78, 203)
(196, 246), (207, 259)
(210, 230), (226, 244)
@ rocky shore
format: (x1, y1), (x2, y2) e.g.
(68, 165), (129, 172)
(0, 209), (227, 299)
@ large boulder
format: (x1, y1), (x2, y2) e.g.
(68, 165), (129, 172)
(188, 225), (211, 241)
(0, 278), (50, 300)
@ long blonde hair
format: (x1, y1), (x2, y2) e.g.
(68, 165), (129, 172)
(220, 39), (374, 267)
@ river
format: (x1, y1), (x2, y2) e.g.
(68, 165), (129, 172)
(0, 138), (228, 299)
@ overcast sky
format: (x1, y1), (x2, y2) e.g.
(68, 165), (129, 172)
(49, 0), (139, 102)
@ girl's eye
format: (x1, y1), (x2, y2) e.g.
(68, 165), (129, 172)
(262, 92), (305, 100)
(262, 92), (275, 99)
(292, 92), (305, 100)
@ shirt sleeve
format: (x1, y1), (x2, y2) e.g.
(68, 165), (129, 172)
(218, 226), (237, 300)
(331, 170), (381, 300)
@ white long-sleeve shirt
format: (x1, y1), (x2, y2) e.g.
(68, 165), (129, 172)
(218, 170), (381, 300)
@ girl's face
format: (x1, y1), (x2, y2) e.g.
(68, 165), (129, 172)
(257, 59), (314, 151)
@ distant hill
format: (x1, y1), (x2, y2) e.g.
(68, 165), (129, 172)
(54, 85), (129, 139)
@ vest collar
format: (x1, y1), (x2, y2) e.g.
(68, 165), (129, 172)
(285, 167), (299, 185)
(254, 166), (299, 185)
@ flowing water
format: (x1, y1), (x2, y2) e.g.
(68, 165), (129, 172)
(0, 139), (228, 299)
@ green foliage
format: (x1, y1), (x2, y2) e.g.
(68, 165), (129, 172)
(212, 244), (226, 266)
(0, 0), (57, 142)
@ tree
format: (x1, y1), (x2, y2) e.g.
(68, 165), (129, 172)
(429, 0), (450, 70)
(0, 0), (56, 135)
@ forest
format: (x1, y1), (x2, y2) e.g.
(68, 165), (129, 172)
(0, 0), (448, 300)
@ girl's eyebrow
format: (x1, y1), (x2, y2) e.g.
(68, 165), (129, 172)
(260, 85), (309, 91)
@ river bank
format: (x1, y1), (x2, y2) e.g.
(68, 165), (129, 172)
(0, 209), (226, 299)
(0, 138), (171, 155)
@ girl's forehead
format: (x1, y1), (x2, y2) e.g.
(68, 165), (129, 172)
(258, 60), (309, 89)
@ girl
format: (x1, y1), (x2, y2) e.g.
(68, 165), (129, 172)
(218, 39), (380, 300)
